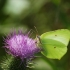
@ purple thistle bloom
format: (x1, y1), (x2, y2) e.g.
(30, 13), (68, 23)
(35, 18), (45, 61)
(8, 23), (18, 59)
(4, 30), (40, 60)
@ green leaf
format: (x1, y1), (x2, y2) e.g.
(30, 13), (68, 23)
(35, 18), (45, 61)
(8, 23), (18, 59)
(40, 29), (70, 60)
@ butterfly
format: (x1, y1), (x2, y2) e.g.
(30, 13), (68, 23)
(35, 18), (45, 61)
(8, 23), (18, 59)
(39, 29), (70, 60)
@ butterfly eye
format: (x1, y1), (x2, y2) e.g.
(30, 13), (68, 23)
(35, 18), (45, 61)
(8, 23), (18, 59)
(35, 41), (37, 44)
(37, 35), (40, 39)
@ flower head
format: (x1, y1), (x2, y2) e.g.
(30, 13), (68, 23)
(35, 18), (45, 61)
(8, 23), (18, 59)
(4, 30), (40, 59)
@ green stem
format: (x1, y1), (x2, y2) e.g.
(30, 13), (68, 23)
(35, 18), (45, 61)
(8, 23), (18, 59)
(10, 58), (28, 70)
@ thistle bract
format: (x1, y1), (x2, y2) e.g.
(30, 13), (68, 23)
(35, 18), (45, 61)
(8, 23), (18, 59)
(4, 30), (40, 60)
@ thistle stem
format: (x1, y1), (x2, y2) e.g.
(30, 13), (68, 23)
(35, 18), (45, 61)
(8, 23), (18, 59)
(10, 58), (28, 70)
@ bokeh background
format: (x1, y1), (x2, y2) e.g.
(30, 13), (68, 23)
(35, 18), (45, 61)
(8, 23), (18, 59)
(0, 0), (70, 70)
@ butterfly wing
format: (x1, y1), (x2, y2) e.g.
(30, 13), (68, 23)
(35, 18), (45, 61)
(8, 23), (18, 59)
(40, 29), (70, 59)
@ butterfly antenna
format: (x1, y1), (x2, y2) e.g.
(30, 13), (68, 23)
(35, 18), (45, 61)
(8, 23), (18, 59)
(34, 26), (38, 35)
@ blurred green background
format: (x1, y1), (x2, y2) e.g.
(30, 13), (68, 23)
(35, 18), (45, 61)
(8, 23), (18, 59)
(0, 0), (70, 70)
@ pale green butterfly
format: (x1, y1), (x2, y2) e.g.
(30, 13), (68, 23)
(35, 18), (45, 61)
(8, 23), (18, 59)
(39, 29), (70, 60)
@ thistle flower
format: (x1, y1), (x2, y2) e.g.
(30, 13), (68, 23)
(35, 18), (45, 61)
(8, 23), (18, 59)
(4, 30), (40, 60)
